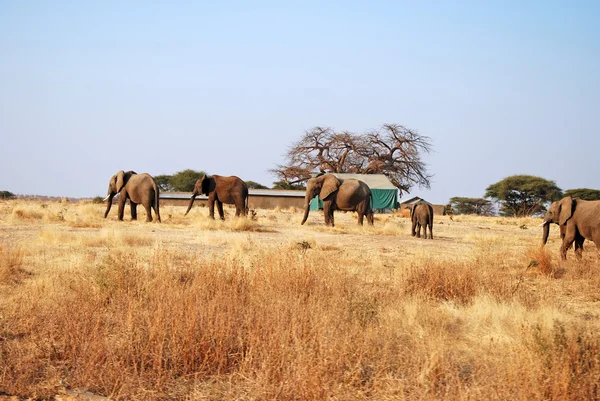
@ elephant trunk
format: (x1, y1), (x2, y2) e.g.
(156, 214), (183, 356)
(541, 222), (550, 246)
(104, 193), (115, 218)
(185, 194), (197, 216)
(301, 202), (310, 225)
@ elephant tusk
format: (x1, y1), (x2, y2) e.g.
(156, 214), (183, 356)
(103, 195), (110, 202)
(538, 221), (548, 227)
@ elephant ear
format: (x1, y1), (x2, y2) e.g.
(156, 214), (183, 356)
(200, 175), (210, 195)
(319, 175), (341, 200)
(115, 170), (126, 192)
(558, 196), (573, 226)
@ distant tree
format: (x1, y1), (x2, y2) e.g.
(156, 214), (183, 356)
(154, 174), (174, 192)
(449, 197), (495, 216)
(563, 188), (600, 201)
(485, 175), (562, 217)
(245, 181), (269, 189)
(170, 170), (206, 192)
(272, 180), (306, 190)
(270, 124), (432, 196)
(0, 190), (15, 200)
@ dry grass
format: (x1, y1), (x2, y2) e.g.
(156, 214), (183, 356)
(0, 200), (599, 400)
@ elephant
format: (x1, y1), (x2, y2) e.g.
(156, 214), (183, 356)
(410, 202), (433, 239)
(541, 196), (600, 260)
(300, 174), (374, 227)
(184, 174), (248, 220)
(104, 170), (161, 222)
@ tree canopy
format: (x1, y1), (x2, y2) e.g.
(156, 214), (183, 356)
(271, 124), (432, 195)
(154, 170), (206, 192)
(246, 181), (269, 189)
(485, 175), (562, 217)
(449, 197), (495, 216)
(271, 180), (306, 190)
(563, 188), (600, 201)
(154, 175), (175, 192)
(0, 190), (15, 200)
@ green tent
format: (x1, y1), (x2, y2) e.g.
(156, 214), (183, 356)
(310, 174), (398, 211)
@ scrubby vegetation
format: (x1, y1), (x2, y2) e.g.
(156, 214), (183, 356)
(0, 200), (599, 400)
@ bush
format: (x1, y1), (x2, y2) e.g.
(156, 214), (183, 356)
(0, 190), (15, 200)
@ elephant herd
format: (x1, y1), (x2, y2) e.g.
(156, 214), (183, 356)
(103, 170), (600, 260)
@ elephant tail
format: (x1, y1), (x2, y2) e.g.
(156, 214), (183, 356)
(154, 183), (161, 223)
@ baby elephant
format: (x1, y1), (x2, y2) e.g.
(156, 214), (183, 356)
(411, 203), (434, 239)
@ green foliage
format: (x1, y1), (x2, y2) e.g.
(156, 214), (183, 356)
(272, 180), (306, 190)
(0, 191), (15, 200)
(154, 175), (175, 192)
(246, 181), (269, 189)
(91, 196), (104, 204)
(449, 197), (494, 216)
(485, 175), (562, 217)
(170, 170), (206, 192)
(563, 188), (600, 201)
(450, 196), (494, 216)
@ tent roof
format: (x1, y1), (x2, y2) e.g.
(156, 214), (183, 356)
(332, 174), (397, 190)
(399, 196), (431, 205)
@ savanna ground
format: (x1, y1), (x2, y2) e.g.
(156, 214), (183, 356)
(0, 200), (599, 400)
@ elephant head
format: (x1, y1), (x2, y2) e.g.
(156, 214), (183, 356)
(184, 175), (213, 216)
(103, 170), (136, 218)
(541, 196), (574, 245)
(300, 174), (341, 225)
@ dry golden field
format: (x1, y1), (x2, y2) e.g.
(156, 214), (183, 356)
(0, 200), (599, 400)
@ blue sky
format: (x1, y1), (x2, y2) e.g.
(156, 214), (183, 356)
(1, 1), (598, 203)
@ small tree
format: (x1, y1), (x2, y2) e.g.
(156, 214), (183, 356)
(563, 188), (600, 201)
(154, 175), (174, 192)
(272, 180), (306, 190)
(0, 191), (15, 200)
(246, 181), (269, 189)
(485, 175), (562, 217)
(449, 197), (495, 216)
(170, 170), (206, 192)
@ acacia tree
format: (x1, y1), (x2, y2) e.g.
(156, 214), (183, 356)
(485, 175), (562, 217)
(563, 188), (600, 201)
(271, 124), (432, 194)
(449, 197), (495, 215)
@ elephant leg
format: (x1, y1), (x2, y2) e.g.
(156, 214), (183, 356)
(208, 199), (216, 219)
(153, 204), (160, 223)
(323, 203), (332, 226)
(130, 202), (138, 221)
(367, 211), (374, 226)
(416, 222), (422, 238)
(357, 213), (364, 226)
(143, 203), (153, 222)
(216, 200), (225, 220)
(428, 223), (433, 239)
(118, 196), (127, 221)
(574, 235), (584, 259)
(561, 229), (577, 260)
(411, 220), (417, 236)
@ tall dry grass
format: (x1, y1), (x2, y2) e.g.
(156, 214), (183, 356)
(0, 200), (599, 399)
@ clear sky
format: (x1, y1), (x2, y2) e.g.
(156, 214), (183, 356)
(1, 1), (598, 204)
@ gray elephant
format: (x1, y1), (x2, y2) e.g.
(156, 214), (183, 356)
(301, 174), (373, 227)
(541, 196), (600, 260)
(410, 202), (433, 239)
(185, 175), (248, 220)
(104, 170), (161, 222)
